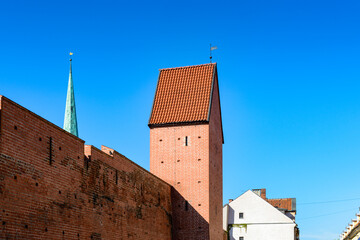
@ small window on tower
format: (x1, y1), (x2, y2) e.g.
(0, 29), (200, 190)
(185, 136), (188, 146)
(239, 212), (244, 219)
(185, 201), (189, 211)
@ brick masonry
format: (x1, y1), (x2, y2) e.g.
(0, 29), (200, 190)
(0, 96), (172, 240)
(208, 73), (223, 240)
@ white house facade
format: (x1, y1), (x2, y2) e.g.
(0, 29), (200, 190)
(223, 190), (298, 240)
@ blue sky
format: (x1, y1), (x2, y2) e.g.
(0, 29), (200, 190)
(1, 0), (360, 239)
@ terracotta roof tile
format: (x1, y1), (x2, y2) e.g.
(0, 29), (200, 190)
(267, 198), (294, 211)
(149, 63), (216, 126)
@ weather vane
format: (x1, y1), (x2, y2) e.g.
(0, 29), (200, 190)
(69, 52), (73, 61)
(210, 44), (217, 63)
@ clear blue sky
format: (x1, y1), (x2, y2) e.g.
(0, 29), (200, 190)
(1, 0), (360, 239)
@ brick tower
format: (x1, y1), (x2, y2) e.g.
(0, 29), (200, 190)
(148, 63), (224, 240)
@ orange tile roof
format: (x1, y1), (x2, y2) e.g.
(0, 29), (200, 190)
(267, 198), (295, 211)
(149, 63), (216, 126)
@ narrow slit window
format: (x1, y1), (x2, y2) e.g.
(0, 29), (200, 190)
(185, 136), (188, 146)
(185, 201), (189, 211)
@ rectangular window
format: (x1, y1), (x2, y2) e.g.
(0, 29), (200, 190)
(239, 212), (244, 219)
(185, 201), (189, 211)
(239, 237), (244, 240)
(185, 136), (188, 146)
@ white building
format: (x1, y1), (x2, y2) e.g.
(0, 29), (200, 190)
(223, 190), (298, 240)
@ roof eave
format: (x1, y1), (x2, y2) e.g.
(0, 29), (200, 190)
(148, 70), (162, 127)
(148, 120), (209, 128)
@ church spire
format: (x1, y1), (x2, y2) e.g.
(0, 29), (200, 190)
(63, 52), (79, 137)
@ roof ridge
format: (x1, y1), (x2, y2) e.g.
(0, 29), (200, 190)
(268, 198), (294, 200)
(159, 63), (216, 71)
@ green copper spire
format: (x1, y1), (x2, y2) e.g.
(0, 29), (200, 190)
(63, 54), (79, 137)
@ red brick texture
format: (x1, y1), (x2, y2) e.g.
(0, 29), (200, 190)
(150, 65), (223, 240)
(208, 72), (223, 239)
(260, 188), (266, 200)
(0, 96), (172, 240)
(150, 124), (210, 239)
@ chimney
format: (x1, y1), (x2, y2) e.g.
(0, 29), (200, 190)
(260, 188), (266, 199)
(252, 189), (267, 199)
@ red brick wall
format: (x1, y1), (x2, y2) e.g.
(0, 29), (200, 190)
(260, 188), (267, 200)
(150, 124), (210, 239)
(208, 74), (223, 240)
(0, 96), (172, 240)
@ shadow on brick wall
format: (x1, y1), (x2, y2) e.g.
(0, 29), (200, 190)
(171, 187), (209, 240)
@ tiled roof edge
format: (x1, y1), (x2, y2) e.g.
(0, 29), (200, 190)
(148, 70), (162, 126)
(206, 64), (224, 144)
(148, 120), (209, 128)
(159, 63), (216, 71)
(268, 198), (294, 200)
(207, 63), (216, 122)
